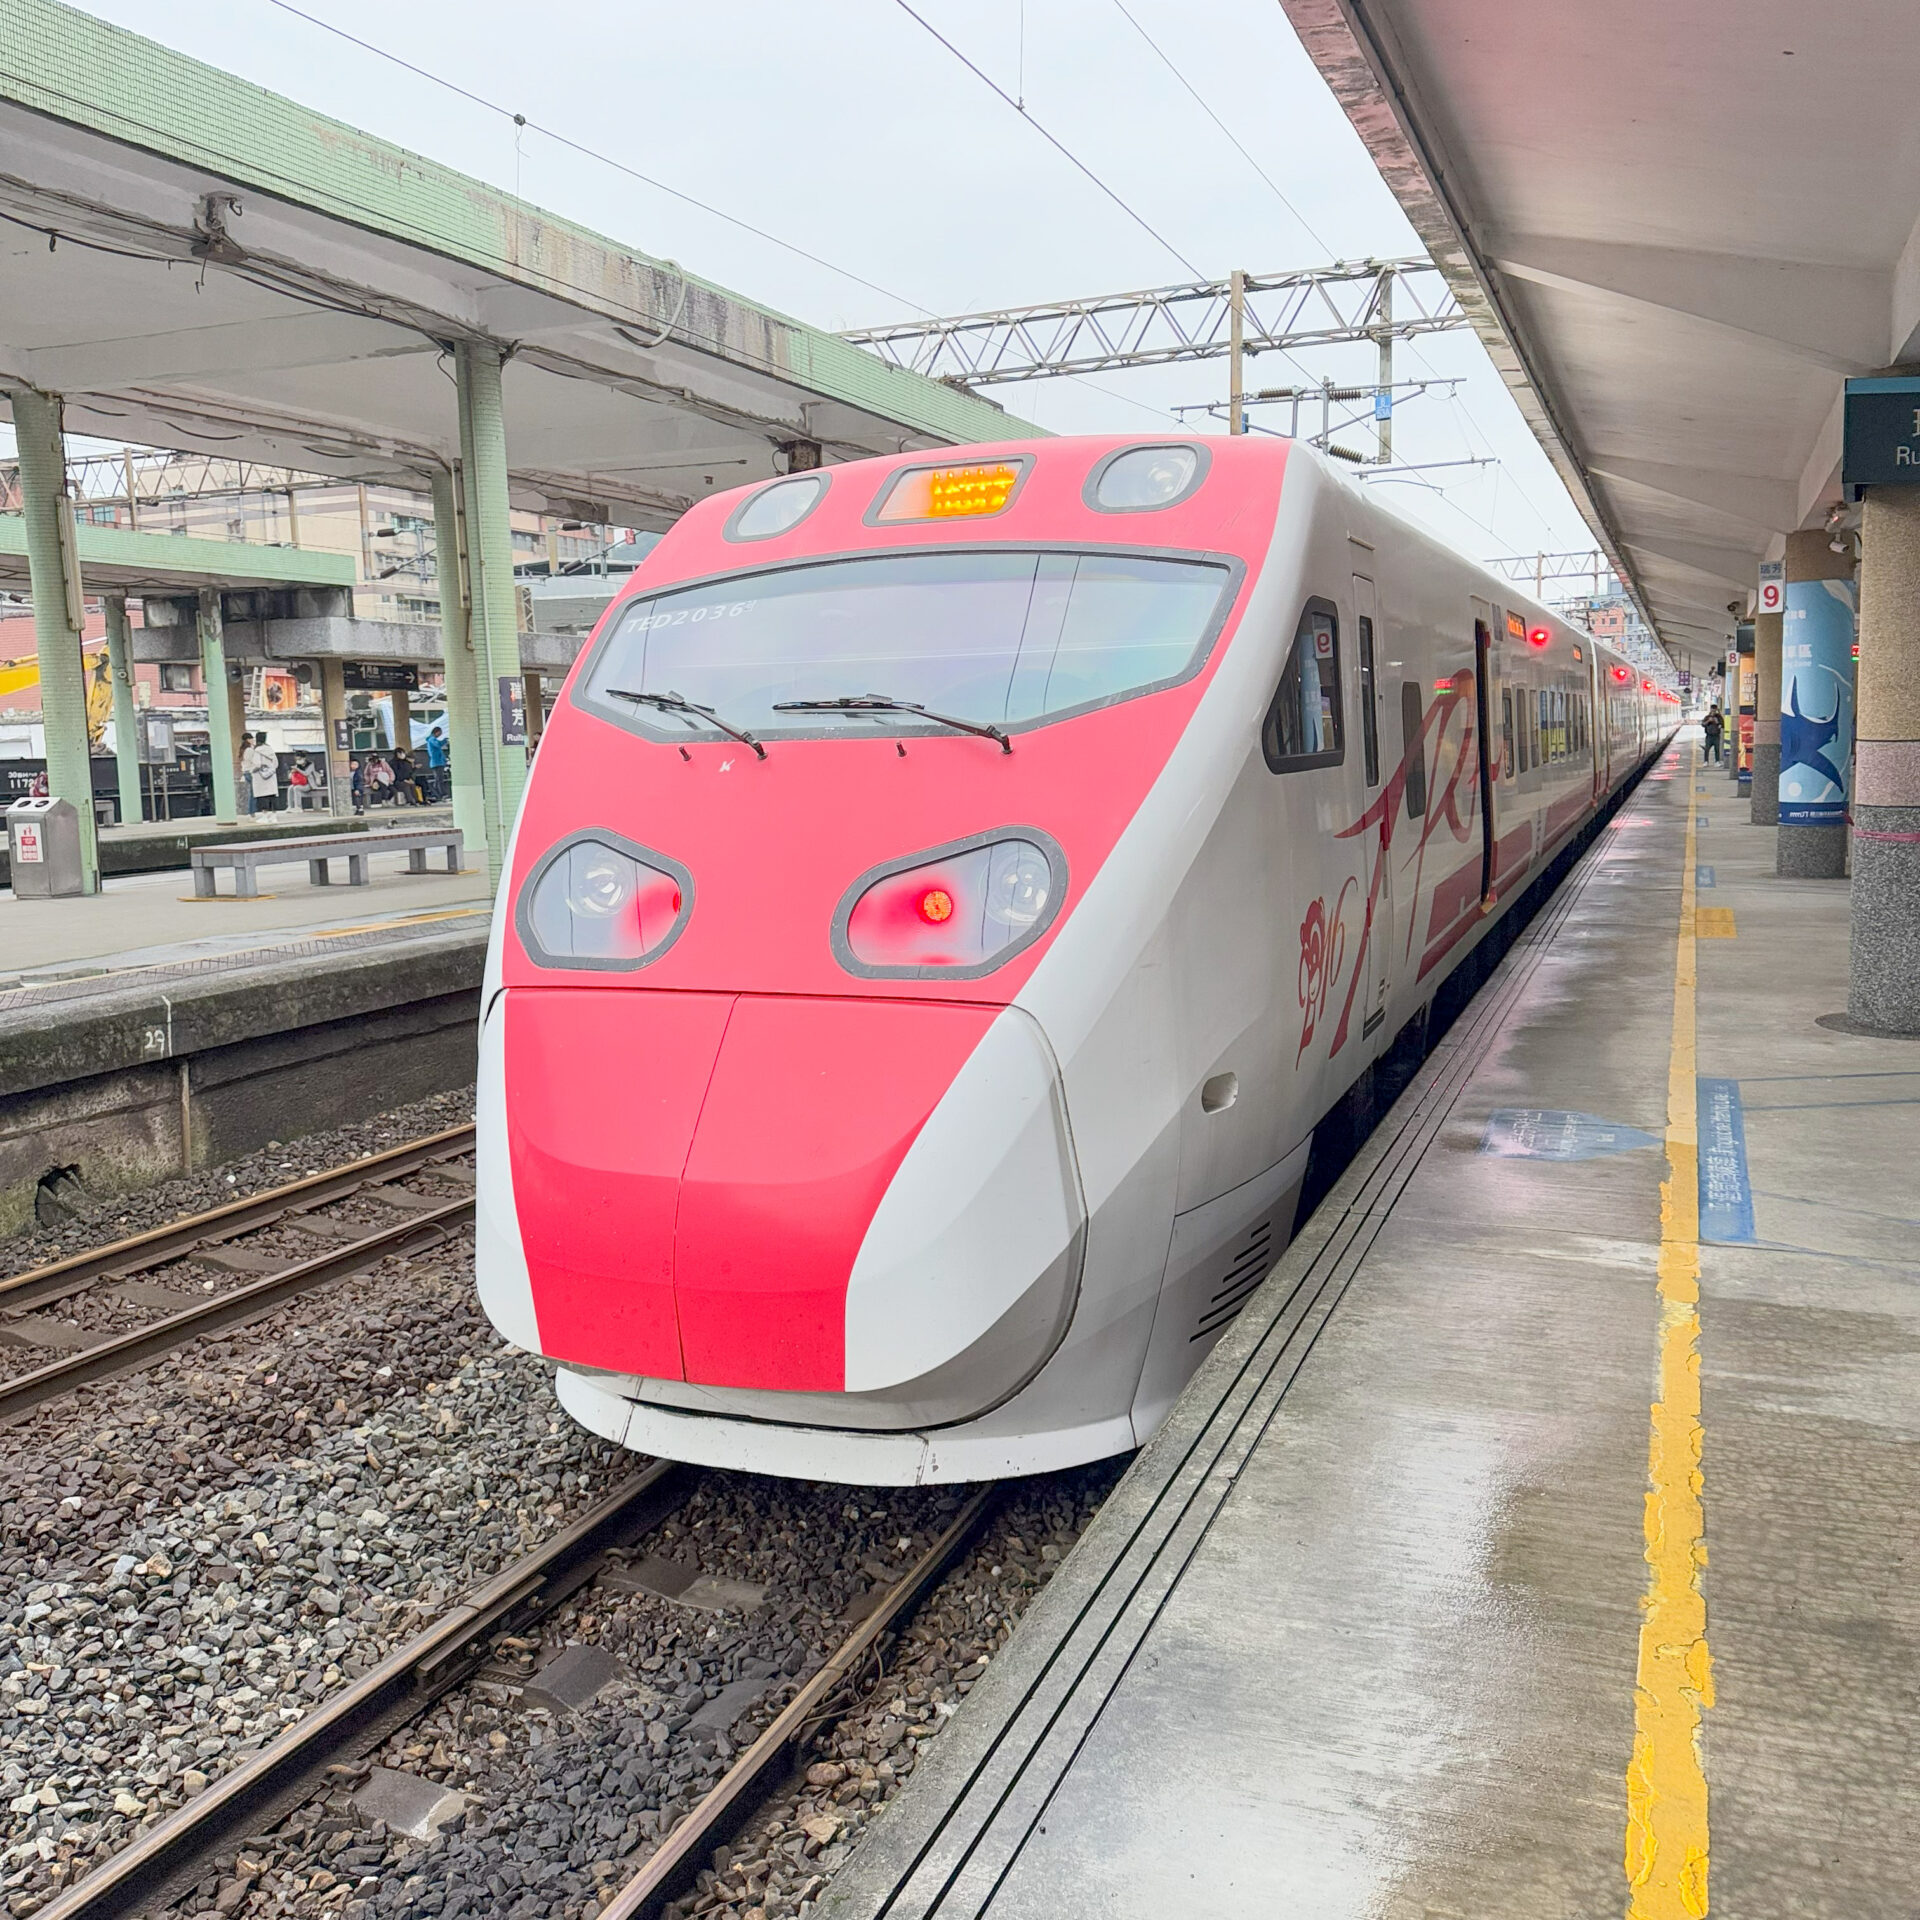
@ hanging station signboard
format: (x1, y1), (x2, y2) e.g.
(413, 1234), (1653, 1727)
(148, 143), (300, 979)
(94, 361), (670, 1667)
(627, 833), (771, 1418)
(1842, 375), (1920, 500)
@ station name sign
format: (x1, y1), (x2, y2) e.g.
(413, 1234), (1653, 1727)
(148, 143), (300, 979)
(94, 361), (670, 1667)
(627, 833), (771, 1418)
(1842, 375), (1920, 500)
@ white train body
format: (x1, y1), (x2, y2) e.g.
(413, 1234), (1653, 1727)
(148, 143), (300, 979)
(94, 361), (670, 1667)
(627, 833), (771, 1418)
(473, 436), (1672, 1483)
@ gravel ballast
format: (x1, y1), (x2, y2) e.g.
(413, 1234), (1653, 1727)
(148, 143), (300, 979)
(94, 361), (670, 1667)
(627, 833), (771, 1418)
(0, 1210), (628, 1916)
(0, 1085), (1128, 1920)
(141, 1464), (1119, 1920)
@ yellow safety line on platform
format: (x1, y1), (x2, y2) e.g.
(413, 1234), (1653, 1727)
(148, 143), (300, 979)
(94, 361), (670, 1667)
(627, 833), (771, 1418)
(1624, 747), (1713, 1916)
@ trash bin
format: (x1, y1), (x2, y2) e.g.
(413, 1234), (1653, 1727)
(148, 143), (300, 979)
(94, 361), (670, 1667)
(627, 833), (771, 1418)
(6, 796), (86, 898)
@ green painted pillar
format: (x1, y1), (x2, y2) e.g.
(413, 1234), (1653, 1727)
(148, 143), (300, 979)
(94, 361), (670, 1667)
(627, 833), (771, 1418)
(104, 594), (142, 826)
(319, 658), (353, 816)
(198, 589), (239, 823)
(9, 384), (99, 890)
(455, 340), (527, 886)
(430, 465), (487, 863)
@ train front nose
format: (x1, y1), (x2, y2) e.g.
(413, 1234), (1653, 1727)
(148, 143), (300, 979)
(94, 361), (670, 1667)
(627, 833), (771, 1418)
(483, 989), (1085, 1408)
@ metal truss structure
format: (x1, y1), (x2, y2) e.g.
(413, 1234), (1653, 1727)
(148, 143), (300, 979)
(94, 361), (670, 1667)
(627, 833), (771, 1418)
(841, 258), (1465, 386)
(0, 447), (329, 518)
(1486, 550), (1629, 599)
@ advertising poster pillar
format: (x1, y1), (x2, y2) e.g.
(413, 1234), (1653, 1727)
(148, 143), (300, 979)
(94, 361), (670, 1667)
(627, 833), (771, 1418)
(1777, 530), (1855, 877)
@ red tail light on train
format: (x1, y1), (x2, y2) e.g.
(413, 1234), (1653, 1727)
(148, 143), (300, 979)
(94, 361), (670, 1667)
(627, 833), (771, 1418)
(838, 833), (1065, 976)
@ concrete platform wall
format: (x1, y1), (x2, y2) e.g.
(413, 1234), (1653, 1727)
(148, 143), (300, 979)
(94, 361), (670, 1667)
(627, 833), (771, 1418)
(0, 929), (482, 1234)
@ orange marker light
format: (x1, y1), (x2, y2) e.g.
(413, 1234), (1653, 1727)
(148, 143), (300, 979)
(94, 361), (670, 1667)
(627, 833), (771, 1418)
(917, 887), (955, 924)
(926, 464), (1020, 518)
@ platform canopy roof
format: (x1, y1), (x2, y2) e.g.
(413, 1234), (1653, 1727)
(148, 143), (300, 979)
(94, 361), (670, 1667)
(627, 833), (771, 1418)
(0, 0), (1035, 532)
(0, 515), (356, 594)
(1281, 0), (1920, 671)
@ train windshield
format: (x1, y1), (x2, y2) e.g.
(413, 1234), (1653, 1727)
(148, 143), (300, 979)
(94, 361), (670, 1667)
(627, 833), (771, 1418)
(578, 548), (1234, 741)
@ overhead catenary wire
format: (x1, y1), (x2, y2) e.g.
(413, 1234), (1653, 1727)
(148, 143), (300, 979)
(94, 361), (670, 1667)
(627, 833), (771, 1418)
(888, 0), (1204, 281)
(267, 0), (1191, 433)
(1107, 0), (1332, 258)
(1063, 4), (1570, 549)
(263, 0), (931, 317)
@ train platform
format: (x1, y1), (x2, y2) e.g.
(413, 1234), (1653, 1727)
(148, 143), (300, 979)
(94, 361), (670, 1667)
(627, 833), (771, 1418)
(823, 740), (1920, 1920)
(0, 836), (488, 1232)
(0, 831), (485, 982)
(0, 805), (456, 888)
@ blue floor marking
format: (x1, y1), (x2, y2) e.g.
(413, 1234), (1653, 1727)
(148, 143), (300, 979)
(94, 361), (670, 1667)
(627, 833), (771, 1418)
(1697, 1077), (1756, 1242)
(1696, 865), (1716, 887)
(1698, 814), (1710, 828)
(1482, 1110), (1660, 1160)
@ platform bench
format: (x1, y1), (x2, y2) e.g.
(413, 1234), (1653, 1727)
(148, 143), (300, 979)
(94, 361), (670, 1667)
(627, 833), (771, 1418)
(190, 828), (465, 899)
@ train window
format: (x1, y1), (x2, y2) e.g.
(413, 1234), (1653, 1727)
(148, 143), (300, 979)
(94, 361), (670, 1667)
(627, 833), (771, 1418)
(1261, 603), (1343, 774)
(1536, 689), (1548, 766)
(1357, 615), (1380, 786)
(578, 547), (1240, 742)
(1500, 688), (1515, 780)
(1400, 681), (1427, 816)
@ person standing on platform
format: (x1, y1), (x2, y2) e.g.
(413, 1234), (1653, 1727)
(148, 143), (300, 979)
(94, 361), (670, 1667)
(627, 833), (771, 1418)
(241, 733), (281, 814)
(1702, 703), (1724, 765)
(424, 724), (450, 803)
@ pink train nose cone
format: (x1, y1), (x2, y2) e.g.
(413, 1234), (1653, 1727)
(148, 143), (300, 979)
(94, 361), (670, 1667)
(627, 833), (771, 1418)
(505, 988), (733, 1380)
(505, 989), (995, 1392)
(674, 996), (996, 1390)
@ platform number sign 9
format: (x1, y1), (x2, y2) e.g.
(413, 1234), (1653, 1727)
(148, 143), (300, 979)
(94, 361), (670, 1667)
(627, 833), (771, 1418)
(1757, 561), (1784, 617)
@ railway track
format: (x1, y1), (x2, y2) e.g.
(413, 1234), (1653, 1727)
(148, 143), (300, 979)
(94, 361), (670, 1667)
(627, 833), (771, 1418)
(0, 1124), (478, 1424)
(32, 1465), (999, 1920)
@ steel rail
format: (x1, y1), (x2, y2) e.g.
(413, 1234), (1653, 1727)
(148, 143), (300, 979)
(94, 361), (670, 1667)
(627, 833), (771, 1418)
(35, 1462), (696, 1920)
(601, 1483), (1002, 1920)
(0, 1193), (474, 1425)
(0, 1123), (477, 1316)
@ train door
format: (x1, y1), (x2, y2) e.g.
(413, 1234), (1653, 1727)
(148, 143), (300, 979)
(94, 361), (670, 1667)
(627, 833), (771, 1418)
(1352, 571), (1391, 1037)
(1587, 648), (1606, 799)
(1471, 599), (1497, 905)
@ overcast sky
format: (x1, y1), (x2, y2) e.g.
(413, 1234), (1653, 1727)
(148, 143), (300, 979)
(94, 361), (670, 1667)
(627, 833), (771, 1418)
(61, 0), (1596, 560)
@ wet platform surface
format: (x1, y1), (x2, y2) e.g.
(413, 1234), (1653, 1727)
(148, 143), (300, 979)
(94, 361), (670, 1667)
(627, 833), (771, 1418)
(824, 742), (1919, 1919)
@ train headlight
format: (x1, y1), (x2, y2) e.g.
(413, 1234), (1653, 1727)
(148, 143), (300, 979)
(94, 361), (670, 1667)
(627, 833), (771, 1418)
(834, 831), (1067, 979)
(569, 849), (637, 917)
(724, 472), (828, 541)
(518, 832), (694, 970)
(1086, 442), (1208, 512)
(983, 841), (1052, 931)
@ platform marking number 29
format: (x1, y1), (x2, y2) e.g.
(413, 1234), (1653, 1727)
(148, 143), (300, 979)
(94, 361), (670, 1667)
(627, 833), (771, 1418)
(140, 1024), (168, 1060)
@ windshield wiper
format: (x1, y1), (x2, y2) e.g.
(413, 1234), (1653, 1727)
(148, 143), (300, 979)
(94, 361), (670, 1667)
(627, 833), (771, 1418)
(771, 694), (1012, 753)
(606, 687), (766, 759)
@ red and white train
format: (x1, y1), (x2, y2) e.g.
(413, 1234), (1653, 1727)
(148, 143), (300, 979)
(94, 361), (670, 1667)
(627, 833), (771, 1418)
(475, 435), (1673, 1484)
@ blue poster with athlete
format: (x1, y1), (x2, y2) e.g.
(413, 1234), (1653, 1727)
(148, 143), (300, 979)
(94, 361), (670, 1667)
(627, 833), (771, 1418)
(1778, 576), (1855, 825)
